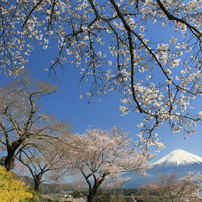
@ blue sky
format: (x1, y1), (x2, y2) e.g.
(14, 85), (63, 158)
(13, 41), (200, 163)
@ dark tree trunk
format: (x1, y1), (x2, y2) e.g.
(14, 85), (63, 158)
(87, 191), (97, 202)
(5, 138), (24, 171)
(87, 184), (99, 202)
(86, 175), (106, 202)
(34, 181), (40, 193)
(34, 175), (42, 192)
(4, 150), (16, 171)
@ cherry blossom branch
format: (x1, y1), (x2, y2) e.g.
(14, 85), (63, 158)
(22, 0), (44, 30)
(109, 0), (143, 113)
(156, 0), (202, 38)
(47, 0), (57, 31)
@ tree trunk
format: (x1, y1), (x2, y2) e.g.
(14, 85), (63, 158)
(34, 175), (42, 192)
(87, 184), (99, 202)
(34, 181), (40, 193)
(5, 138), (24, 171)
(4, 151), (15, 171)
(87, 191), (97, 202)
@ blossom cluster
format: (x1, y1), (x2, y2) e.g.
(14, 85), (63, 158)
(64, 127), (152, 179)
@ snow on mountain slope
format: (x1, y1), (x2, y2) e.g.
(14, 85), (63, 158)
(125, 149), (202, 188)
(153, 149), (202, 167)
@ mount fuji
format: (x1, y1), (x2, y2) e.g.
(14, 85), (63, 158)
(125, 149), (202, 188)
(153, 149), (202, 169)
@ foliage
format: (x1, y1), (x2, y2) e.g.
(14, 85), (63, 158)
(0, 0), (201, 149)
(20, 189), (43, 202)
(93, 191), (113, 202)
(73, 190), (84, 199)
(0, 166), (33, 202)
(113, 193), (127, 202)
(120, 188), (139, 197)
(92, 190), (136, 202)
(91, 190), (127, 202)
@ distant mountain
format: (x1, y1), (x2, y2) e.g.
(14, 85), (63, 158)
(152, 149), (202, 175)
(153, 149), (202, 167)
(124, 149), (202, 188)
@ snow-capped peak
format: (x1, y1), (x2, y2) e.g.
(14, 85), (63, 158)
(153, 149), (202, 167)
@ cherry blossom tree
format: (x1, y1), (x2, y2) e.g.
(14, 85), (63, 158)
(0, 0), (201, 149)
(138, 172), (202, 201)
(63, 127), (153, 202)
(16, 138), (67, 192)
(0, 70), (69, 171)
